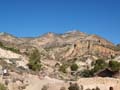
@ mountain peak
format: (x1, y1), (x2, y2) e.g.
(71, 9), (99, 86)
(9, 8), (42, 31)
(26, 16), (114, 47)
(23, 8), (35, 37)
(65, 30), (87, 35)
(66, 30), (83, 33)
(41, 32), (57, 38)
(0, 32), (8, 35)
(0, 32), (16, 37)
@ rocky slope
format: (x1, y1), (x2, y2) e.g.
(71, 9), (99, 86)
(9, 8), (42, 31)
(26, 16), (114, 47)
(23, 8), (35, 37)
(0, 31), (119, 70)
(0, 31), (120, 90)
(0, 31), (119, 68)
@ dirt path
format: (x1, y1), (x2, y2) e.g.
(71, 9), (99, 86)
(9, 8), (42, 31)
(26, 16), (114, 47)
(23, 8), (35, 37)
(24, 76), (120, 90)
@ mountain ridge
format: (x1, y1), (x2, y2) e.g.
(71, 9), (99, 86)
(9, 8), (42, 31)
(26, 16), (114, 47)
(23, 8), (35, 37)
(0, 31), (115, 44)
(0, 30), (119, 59)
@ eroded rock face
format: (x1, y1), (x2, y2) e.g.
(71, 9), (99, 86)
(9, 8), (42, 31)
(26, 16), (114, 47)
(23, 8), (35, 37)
(63, 39), (117, 59)
(92, 45), (116, 57)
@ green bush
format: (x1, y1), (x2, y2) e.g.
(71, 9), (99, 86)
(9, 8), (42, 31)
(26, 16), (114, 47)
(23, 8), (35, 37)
(28, 49), (42, 71)
(80, 69), (94, 77)
(0, 42), (3, 47)
(59, 64), (68, 73)
(0, 83), (7, 90)
(70, 63), (78, 71)
(5, 47), (20, 53)
(109, 60), (120, 71)
(92, 59), (107, 73)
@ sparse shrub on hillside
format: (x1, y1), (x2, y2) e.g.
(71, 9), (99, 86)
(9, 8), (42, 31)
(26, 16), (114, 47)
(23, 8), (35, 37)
(5, 46), (20, 53)
(92, 59), (107, 73)
(80, 69), (94, 77)
(0, 83), (7, 90)
(109, 60), (120, 71)
(0, 41), (20, 53)
(0, 42), (3, 47)
(59, 64), (68, 73)
(28, 49), (42, 71)
(70, 63), (78, 71)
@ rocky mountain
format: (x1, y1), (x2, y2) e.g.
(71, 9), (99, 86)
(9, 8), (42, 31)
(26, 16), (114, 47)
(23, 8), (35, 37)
(0, 30), (119, 72)
(0, 31), (119, 58)
(0, 31), (120, 90)
(0, 32), (22, 45)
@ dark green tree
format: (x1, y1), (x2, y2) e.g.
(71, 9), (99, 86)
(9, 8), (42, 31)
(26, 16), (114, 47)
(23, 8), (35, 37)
(0, 42), (3, 47)
(92, 59), (107, 73)
(109, 60), (120, 71)
(59, 64), (68, 73)
(80, 69), (94, 77)
(28, 49), (42, 71)
(70, 63), (78, 71)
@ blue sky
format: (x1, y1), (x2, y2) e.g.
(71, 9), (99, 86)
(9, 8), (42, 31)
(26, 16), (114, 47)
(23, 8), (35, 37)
(0, 0), (120, 44)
